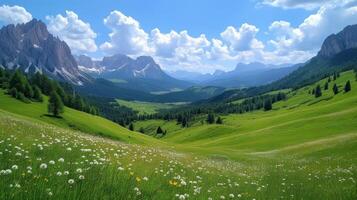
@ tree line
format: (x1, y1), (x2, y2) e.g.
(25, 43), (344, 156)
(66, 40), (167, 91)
(0, 68), (98, 117)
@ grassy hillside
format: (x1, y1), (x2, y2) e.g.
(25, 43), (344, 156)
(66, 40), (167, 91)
(116, 99), (177, 115)
(1, 71), (357, 199)
(159, 71), (357, 159)
(0, 90), (158, 145)
(1, 106), (356, 199)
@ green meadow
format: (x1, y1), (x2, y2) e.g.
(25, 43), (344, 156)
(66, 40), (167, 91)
(1, 71), (357, 199)
(116, 99), (177, 115)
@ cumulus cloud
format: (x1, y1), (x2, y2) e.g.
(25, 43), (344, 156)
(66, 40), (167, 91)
(0, 5), (32, 25)
(46, 11), (97, 54)
(262, 0), (356, 10)
(221, 24), (264, 52)
(268, 2), (357, 53)
(100, 10), (152, 55)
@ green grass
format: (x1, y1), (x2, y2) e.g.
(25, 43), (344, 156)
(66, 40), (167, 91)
(0, 90), (158, 145)
(116, 99), (177, 114)
(162, 71), (357, 160)
(1, 71), (357, 199)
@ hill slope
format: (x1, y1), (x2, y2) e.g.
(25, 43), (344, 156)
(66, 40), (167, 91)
(0, 90), (157, 145)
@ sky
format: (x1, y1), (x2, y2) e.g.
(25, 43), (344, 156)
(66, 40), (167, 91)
(0, 0), (357, 73)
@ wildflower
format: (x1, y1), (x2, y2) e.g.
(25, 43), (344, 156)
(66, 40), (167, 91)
(40, 163), (47, 169)
(49, 160), (55, 165)
(229, 194), (234, 198)
(136, 177), (141, 182)
(64, 171), (69, 175)
(143, 177), (148, 181)
(56, 172), (62, 176)
(76, 168), (83, 173)
(48, 192), (53, 196)
(58, 158), (64, 162)
(79, 175), (85, 180)
(179, 194), (185, 200)
(11, 165), (18, 170)
(68, 179), (75, 184)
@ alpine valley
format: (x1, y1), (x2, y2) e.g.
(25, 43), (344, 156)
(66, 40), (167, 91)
(1, 2), (357, 200)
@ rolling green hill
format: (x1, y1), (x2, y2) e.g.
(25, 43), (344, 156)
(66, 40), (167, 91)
(1, 71), (357, 199)
(0, 90), (158, 145)
(1, 70), (357, 199)
(134, 71), (357, 161)
(116, 99), (178, 115)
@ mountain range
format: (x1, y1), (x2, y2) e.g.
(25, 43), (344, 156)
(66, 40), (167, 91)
(0, 19), (90, 85)
(1, 19), (357, 104)
(76, 54), (191, 92)
(205, 24), (357, 103)
(169, 62), (300, 88)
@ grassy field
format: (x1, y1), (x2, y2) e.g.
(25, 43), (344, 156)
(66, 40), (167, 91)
(116, 99), (177, 115)
(0, 90), (157, 145)
(1, 71), (357, 199)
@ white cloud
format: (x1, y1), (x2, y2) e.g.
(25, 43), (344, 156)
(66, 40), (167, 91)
(268, 3), (357, 54)
(0, 5), (32, 25)
(100, 10), (152, 55)
(221, 23), (264, 52)
(262, 0), (356, 10)
(46, 11), (97, 54)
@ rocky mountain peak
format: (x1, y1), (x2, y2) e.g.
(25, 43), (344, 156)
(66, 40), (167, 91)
(0, 19), (89, 85)
(318, 24), (357, 57)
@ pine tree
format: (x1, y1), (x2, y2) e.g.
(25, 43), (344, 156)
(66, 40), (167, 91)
(315, 85), (322, 98)
(33, 86), (43, 102)
(206, 113), (215, 124)
(156, 126), (163, 134)
(48, 91), (64, 117)
(128, 123), (134, 131)
(181, 117), (187, 127)
(333, 73), (337, 81)
(9, 87), (18, 98)
(264, 99), (272, 111)
(139, 127), (145, 133)
(333, 83), (339, 95)
(216, 116), (223, 124)
(328, 77), (331, 83)
(344, 80), (351, 93)
(9, 70), (26, 93)
(324, 82), (329, 90)
(24, 82), (34, 98)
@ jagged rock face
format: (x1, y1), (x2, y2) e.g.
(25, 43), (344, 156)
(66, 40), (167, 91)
(0, 19), (89, 85)
(78, 54), (170, 80)
(318, 24), (357, 57)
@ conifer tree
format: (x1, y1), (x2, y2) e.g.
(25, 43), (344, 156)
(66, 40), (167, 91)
(315, 85), (322, 98)
(129, 123), (134, 131)
(48, 91), (64, 117)
(333, 83), (339, 95)
(324, 82), (329, 90)
(206, 113), (215, 124)
(264, 99), (272, 111)
(216, 116), (223, 124)
(156, 126), (164, 134)
(139, 127), (145, 133)
(344, 80), (351, 93)
(33, 86), (43, 102)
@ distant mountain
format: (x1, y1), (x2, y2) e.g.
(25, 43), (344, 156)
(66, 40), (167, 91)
(77, 54), (192, 92)
(204, 24), (357, 103)
(0, 19), (90, 85)
(167, 70), (213, 83)
(201, 62), (299, 88)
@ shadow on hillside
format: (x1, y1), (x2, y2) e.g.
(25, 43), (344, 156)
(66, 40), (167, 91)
(42, 114), (63, 119)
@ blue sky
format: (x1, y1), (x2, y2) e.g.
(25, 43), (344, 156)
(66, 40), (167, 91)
(0, 0), (356, 73)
